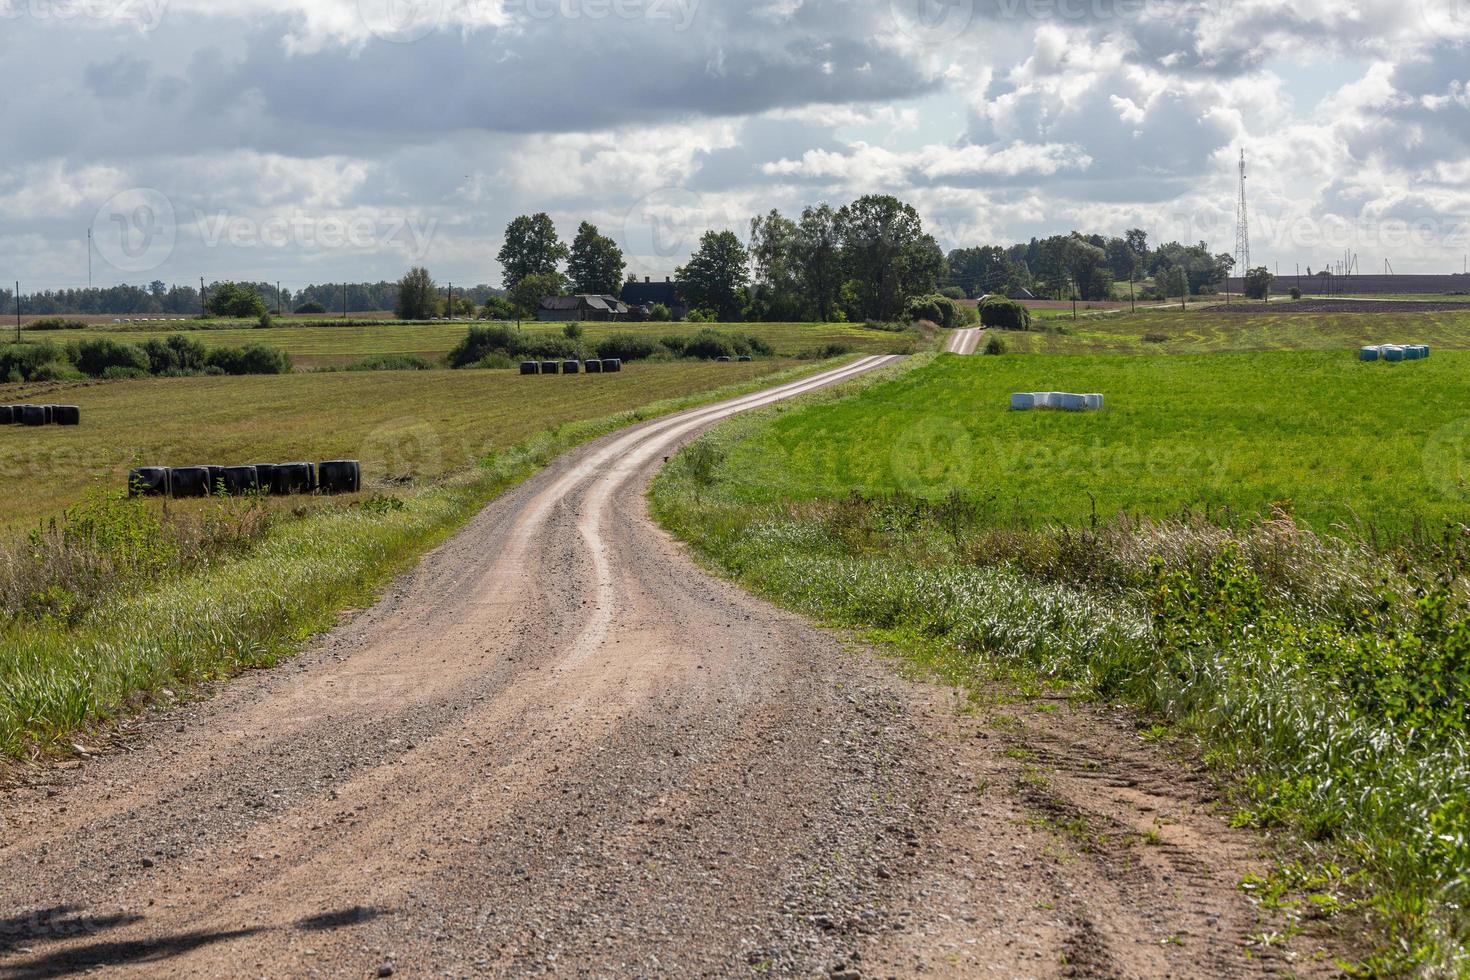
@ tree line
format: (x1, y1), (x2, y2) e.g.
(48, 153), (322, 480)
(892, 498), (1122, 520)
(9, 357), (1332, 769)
(6, 202), (1238, 322)
(945, 232), (1235, 302)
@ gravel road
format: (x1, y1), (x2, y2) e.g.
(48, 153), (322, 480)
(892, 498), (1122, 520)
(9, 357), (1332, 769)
(0, 355), (1330, 978)
(944, 329), (982, 356)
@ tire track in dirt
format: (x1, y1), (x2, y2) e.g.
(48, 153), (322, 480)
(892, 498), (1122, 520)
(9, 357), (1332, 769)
(0, 354), (1334, 977)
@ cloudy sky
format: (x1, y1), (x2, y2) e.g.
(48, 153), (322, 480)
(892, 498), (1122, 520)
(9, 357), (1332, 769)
(4, 0), (1469, 292)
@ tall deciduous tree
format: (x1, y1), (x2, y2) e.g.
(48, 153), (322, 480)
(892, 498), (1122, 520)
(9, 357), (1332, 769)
(835, 195), (941, 321)
(566, 222), (627, 297)
(793, 204), (843, 322)
(394, 267), (438, 320)
(498, 213), (568, 291)
(747, 210), (802, 320)
(676, 230), (750, 321)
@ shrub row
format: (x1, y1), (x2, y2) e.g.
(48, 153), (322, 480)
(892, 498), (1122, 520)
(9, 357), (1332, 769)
(448, 326), (774, 369)
(0, 335), (292, 383)
(906, 294), (977, 330)
(0, 404), (80, 426)
(129, 460), (360, 499)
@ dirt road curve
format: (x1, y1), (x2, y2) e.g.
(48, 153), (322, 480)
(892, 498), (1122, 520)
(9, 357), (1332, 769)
(0, 356), (1326, 978)
(944, 328), (982, 355)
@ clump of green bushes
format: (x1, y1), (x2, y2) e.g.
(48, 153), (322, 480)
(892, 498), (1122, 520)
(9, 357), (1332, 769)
(446, 325), (775, 369)
(0, 334), (291, 382)
(339, 354), (434, 372)
(24, 317), (88, 331)
(0, 341), (79, 383)
(907, 294), (979, 330)
(979, 297), (1032, 331)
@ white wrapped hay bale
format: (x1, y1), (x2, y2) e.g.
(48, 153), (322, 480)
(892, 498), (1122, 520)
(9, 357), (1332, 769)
(1010, 393), (1037, 411)
(1359, 346), (1381, 361)
(1383, 345), (1406, 362)
(1057, 393), (1089, 412)
(1085, 394), (1105, 411)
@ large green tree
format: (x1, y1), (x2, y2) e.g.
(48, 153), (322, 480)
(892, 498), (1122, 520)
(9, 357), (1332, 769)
(945, 245), (1012, 298)
(508, 271), (565, 328)
(204, 282), (268, 319)
(566, 222), (627, 296)
(747, 210), (807, 321)
(394, 266), (438, 320)
(835, 195), (942, 321)
(793, 204), (843, 322)
(498, 213), (568, 291)
(676, 230), (750, 321)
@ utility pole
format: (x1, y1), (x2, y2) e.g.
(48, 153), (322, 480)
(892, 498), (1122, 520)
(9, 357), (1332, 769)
(14, 282), (20, 342)
(200, 277), (206, 316)
(341, 283), (347, 320)
(87, 227), (92, 290)
(277, 281), (283, 316)
(448, 282), (453, 319)
(1129, 273), (1136, 313)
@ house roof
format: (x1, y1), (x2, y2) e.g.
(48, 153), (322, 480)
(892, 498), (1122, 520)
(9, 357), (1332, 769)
(539, 294), (631, 313)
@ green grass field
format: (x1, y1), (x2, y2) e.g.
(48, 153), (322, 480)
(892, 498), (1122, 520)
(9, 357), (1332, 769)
(652, 349), (1470, 970)
(702, 351), (1470, 537)
(1002, 306), (1470, 354)
(0, 361), (794, 530)
(54, 319), (916, 368)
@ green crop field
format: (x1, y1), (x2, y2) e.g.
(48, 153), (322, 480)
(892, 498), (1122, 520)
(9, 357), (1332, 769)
(1001, 305), (1470, 354)
(56, 319), (918, 368)
(0, 361), (794, 530)
(699, 351), (1470, 536)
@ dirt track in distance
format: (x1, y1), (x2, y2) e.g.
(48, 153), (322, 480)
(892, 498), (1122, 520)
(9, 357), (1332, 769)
(0, 355), (1333, 977)
(945, 328), (982, 355)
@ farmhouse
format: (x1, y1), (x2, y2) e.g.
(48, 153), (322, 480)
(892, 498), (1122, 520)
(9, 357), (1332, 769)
(538, 294), (635, 322)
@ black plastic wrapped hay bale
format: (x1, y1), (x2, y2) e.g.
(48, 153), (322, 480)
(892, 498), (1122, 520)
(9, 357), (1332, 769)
(584, 359), (603, 374)
(0, 406), (12, 425)
(252, 464), (278, 491)
(520, 361), (540, 376)
(169, 466), (210, 499)
(128, 467), (170, 498)
(601, 359), (622, 373)
(562, 360), (580, 375)
(317, 460), (361, 495)
(738, 355), (753, 362)
(206, 466), (228, 495)
(271, 462), (315, 496)
(716, 356), (733, 363)
(221, 465), (260, 496)
(41, 405), (56, 424)
(53, 405), (80, 426)
(19, 405), (46, 427)
(541, 361), (561, 376)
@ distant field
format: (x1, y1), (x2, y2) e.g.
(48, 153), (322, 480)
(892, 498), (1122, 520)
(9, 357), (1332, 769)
(705, 352), (1470, 536)
(51, 320), (916, 368)
(1001, 306), (1470, 354)
(0, 361), (794, 529)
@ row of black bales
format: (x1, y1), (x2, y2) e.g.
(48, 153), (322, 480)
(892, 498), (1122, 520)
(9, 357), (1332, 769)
(129, 461), (361, 499)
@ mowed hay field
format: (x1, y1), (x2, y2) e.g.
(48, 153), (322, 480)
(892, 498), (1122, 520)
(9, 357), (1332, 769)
(1003, 305), (1470, 354)
(62, 320), (915, 368)
(709, 351), (1470, 536)
(0, 361), (793, 529)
